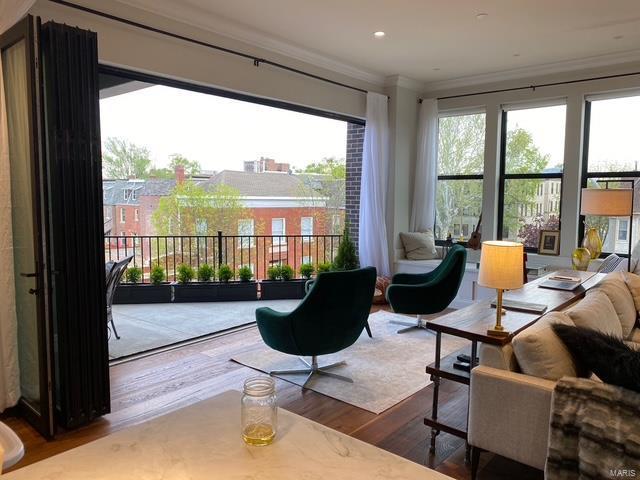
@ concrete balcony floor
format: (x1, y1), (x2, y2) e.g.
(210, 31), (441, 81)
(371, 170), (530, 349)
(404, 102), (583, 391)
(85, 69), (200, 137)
(109, 299), (301, 360)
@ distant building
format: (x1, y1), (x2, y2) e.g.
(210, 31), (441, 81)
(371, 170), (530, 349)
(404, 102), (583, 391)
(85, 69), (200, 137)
(243, 157), (290, 173)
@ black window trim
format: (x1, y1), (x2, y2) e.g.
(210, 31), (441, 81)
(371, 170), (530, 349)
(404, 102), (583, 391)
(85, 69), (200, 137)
(497, 108), (564, 252)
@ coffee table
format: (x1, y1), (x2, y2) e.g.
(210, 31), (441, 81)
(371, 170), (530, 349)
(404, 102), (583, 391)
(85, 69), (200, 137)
(5, 390), (453, 479)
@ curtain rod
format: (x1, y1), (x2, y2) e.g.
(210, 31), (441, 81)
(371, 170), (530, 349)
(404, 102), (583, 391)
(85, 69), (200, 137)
(416, 70), (640, 103)
(47, 0), (372, 96)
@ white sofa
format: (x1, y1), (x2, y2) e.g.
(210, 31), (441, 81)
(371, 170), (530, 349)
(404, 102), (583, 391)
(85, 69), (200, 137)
(468, 271), (640, 472)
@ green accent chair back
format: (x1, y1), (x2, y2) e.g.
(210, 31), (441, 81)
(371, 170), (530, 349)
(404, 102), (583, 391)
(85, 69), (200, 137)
(256, 267), (377, 356)
(386, 245), (467, 315)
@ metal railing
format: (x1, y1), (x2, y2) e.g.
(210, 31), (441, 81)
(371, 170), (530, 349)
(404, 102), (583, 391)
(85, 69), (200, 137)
(104, 232), (342, 283)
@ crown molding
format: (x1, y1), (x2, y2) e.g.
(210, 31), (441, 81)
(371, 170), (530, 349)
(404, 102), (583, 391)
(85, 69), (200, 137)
(423, 48), (640, 93)
(110, 0), (386, 87)
(384, 75), (425, 92)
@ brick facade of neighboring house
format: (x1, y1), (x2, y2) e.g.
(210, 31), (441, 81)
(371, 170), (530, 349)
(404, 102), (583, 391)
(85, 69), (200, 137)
(103, 180), (145, 245)
(346, 123), (365, 247)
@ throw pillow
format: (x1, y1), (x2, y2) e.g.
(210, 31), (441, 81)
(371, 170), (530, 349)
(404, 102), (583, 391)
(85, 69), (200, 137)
(589, 272), (637, 339)
(511, 312), (580, 381)
(399, 230), (437, 260)
(565, 290), (623, 338)
(552, 324), (640, 393)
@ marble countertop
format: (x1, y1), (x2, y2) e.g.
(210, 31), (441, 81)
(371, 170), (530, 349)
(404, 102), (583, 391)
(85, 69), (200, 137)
(5, 390), (453, 479)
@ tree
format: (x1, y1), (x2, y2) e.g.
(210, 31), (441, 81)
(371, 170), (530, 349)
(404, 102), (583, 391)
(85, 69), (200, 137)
(297, 157), (346, 235)
(102, 137), (152, 179)
(152, 181), (252, 236)
(169, 154), (201, 176)
(333, 225), (358, 270)
(518, 215), (559, 249)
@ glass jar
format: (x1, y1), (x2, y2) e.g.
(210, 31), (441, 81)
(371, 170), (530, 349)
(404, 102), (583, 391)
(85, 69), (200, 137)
(572, 247), (591, 271)
(241, 376), (277, 446)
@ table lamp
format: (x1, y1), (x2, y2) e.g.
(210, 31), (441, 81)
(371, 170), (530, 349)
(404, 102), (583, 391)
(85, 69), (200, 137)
(478, 241), (524, 337)
(580, 186), (633, 270)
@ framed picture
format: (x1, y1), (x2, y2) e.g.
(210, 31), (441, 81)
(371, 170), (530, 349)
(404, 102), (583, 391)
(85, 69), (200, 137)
(538, 230), (560, 256)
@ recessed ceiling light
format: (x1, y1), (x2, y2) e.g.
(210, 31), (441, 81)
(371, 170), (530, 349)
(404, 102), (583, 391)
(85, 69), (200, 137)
(476, 13), (488, 20)
(373, 31), (386, 38)
(613, 35), (624, 40)
(513, 53), (520, 57)
(433, 67), (441, 71)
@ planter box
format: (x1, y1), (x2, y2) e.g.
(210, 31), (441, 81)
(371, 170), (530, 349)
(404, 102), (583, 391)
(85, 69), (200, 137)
(113, 283), (172, 304)
(172, 281), (258, 302)
(260, 279), (308, 300)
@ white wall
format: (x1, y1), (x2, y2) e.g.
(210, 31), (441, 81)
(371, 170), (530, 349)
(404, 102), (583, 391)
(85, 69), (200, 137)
(419, 61), (640, 264)
(29, 0), (384, 119)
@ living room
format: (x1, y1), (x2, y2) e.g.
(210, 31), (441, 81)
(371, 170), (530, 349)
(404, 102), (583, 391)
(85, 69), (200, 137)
(1, 1), (640, 479)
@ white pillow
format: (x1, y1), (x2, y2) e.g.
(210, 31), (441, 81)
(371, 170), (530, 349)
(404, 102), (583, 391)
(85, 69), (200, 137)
(590, 272), (637, 339)
(399, 230), (437, 260)
(512, 312), (578, 381)
(565, 290), (623, 338)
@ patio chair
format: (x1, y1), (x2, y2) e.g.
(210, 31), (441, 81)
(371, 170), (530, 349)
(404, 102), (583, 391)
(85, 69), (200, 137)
(386, 245), (466, 333)
(256, 267), (376, 387)
(105, 256), (133, 340)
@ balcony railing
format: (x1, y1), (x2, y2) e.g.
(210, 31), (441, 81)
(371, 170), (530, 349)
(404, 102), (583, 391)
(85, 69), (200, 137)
(104, 232), (342, 283)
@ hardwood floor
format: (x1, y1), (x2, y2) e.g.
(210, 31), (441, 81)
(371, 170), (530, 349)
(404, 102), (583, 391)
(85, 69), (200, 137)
(3, 307), (542, 479)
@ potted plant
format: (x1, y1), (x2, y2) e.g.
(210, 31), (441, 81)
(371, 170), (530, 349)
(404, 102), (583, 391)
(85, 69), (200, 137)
(299, 263), (315, 280)
(260, 263), (307, 300)
(114, 264), (173, 304)
(317, 262), (332, 273)
(172, 263), (218, 302)
(216, 264), (258, 301)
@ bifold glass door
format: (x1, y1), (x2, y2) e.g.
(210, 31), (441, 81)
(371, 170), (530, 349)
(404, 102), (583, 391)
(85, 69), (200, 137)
(1, 16), (54, 438)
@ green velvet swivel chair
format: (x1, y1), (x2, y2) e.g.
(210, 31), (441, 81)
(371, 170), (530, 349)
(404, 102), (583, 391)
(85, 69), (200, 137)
(386, 245), (466, 333)
(255, 267), (377, 387)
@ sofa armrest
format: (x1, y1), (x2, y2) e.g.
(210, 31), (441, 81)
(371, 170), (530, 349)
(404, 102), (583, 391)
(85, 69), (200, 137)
(469, 365), (556, 471)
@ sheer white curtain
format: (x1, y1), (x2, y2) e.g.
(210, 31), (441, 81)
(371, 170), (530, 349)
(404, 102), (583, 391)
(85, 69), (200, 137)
(0, 54), (21, 411)
(410, 98), (439, 232)
(0, 0), (36, 34)
(359, 92), (390, 277)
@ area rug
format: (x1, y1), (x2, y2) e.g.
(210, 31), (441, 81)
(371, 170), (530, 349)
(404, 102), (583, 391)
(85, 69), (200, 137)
(230, 310), (468, 414)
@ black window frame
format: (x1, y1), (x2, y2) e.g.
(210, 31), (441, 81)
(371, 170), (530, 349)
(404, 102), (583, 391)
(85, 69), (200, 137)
(434, 112), (486, 247)
(579, 99), (638, 258)
(497, 108), (564, 252)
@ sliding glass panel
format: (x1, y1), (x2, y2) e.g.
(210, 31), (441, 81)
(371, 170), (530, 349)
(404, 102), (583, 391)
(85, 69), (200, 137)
(502, 178), (561, 247)
(435, 179), (483, 241)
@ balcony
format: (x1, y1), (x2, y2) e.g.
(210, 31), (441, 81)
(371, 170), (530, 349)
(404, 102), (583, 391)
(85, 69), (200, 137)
(106, 233), (343, 360)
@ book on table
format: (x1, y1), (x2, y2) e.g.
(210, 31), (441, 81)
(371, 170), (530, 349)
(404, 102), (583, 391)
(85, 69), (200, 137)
(539, 270), (596, 291)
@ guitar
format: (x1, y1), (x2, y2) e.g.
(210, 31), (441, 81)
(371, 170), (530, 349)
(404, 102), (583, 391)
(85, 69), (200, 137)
(467, 214), (482, 250)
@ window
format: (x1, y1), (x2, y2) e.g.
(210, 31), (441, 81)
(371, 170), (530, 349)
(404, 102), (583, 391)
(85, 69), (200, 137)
(134, 208), (139, 222)
(238, 219), (255, 247)
(123, 188), (138, 201)
(272, 218), (285, 245)
(120, 208), (126, 223)
(435, 112), (485, 241)
(498, 103), (566, 248)
(196, 219), (208, 235)
(301, 217), (313, 240)
(581, 94), (640, 255)
(618, 219), (629, 242)
(302, 255), (312, 265)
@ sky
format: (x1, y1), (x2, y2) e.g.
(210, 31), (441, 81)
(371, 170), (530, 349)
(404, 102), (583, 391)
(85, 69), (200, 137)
(99, 85), (348, 172)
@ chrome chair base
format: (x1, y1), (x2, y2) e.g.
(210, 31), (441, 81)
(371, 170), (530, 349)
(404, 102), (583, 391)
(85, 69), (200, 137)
(270, 355), (353, 388)
(390, 315), (432, 334)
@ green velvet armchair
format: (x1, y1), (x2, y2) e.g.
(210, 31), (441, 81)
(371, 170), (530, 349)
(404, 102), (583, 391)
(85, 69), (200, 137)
(255, 267), (377, 387)
(386, 245), (467, 333)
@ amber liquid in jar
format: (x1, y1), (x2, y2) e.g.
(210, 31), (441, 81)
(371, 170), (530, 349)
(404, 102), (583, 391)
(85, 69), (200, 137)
(241, 376), (277, 446)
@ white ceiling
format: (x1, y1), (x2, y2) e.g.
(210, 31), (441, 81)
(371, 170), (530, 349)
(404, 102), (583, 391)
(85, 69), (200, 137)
(116, 0), (640, 88)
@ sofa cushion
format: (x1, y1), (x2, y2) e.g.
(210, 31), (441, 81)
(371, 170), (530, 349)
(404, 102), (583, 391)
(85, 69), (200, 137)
(399, 230), (437, 260)
(552, 324), (640, 393)
(565, 290), (623, 338)
(623, 272), (640, 325)
(512, 312), (579, 381)
(630, 328), (640, 344)
(589, 272), (637, 339)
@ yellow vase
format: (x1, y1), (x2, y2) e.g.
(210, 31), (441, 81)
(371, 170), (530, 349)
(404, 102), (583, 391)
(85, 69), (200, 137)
(572, 247), (591, 271)
(582, 228), (602, 260)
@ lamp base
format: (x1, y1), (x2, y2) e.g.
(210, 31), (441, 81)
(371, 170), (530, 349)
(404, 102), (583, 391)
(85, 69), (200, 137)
(487, 326), (510, 337)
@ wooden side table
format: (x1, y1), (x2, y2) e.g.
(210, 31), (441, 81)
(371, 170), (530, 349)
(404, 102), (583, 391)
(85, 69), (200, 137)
(423, 272), (605, 458)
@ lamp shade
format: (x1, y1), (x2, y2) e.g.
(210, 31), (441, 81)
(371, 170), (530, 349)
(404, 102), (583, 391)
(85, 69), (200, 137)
(478, 241), (524, 290)
(580, 188), (632, 216)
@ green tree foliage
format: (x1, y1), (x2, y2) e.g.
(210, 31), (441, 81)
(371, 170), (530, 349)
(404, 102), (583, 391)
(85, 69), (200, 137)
(333, 226), (358, 270)
(102, 137), (152, 179)
(152, 181), (251, 236)
(149, 154), (202, 179)
(298, 156), (346, 179)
